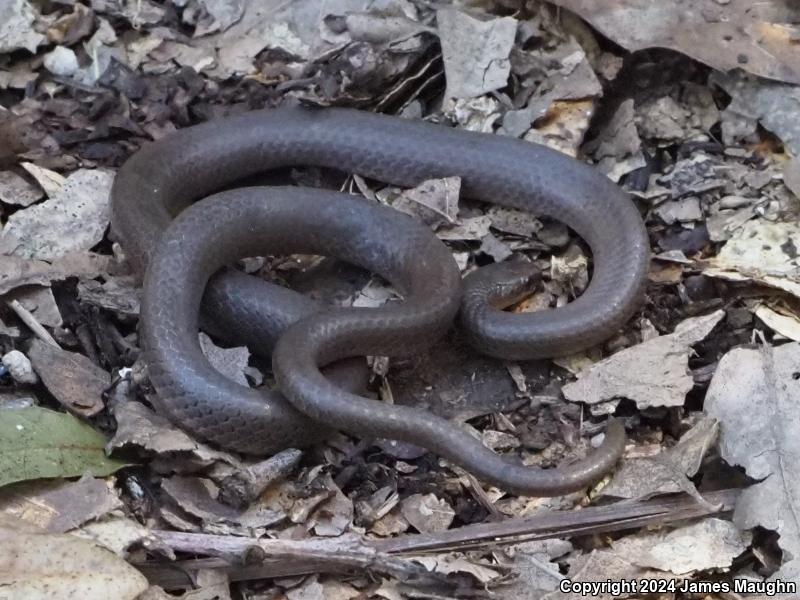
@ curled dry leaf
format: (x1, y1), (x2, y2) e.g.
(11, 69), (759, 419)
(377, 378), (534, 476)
(754, 304), (800, 342)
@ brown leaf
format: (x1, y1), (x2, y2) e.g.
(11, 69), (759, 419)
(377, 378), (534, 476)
(27, 338), (110, 416)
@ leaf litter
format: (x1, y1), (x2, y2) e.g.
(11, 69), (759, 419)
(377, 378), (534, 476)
(1, 0), (800, 596)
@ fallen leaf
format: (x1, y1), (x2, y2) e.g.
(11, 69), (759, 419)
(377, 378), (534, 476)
(312, 474), (354, 537)
(501, 539), (573, 599)
(400, 493), (455, 534)
(550, 0), (800, 85)
(562, 310), (724, 409)
(0, 170), (42, 207)
(19, 162), (65, 197)
(388, 176), (461, 229)
(543, 548), (676, 600)
(412, 552), (502, 583)
(0, 406), (126, 488)
(0, 524), (148, 599)
(73, 517), (158, 557)
(712, 71), (800, 155)
(755, 304), (800, 341)
(0, 474), (121, 533)
(198, 332), (250, 386)
(709, 219), (800, 279)
(0, 252), (109, 296)
(437, 8), (517, 100)
(1, 169), (114, 261)
(705, 342), (800, 582)
(584, 99), (645, 182)
(76, 276), (141, 317)
(108, 401), (237, 468)
(0, 0), (45, 53)
(613, 518), (751, 575)
(600, 416), (718, 501)
(27, 338), (110, 417)
(6, 286), (63, 331)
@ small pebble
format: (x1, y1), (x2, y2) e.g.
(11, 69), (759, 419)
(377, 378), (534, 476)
(43, 46), (79, 77)
(2, 350), (39, 385)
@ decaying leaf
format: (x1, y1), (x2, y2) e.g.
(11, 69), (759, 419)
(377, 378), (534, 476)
(600, 416), (718, 501)
(108, 401), (237, 468)
(198, 332), (250, 386)
(0, 0), (45, 53)
(0, 406), (126, 488)
(0, 170), (42, 207)
(0, 523), (148, 599)
(500, 539), (573, 599)
(0, 252), (109, 296)
(387, 176), (461, 229)
(705, 342), (800, 582)
(542, 548), (675, 600)
(437, 8), (516, 101)
(400, 493), (455, 534)
(584, 99), (645, 182)
(613, 518), (751, 575)
(1, 169), (114, 261)
(0, 474), (121, 533)
(562, 310), (724, 410)
(74, 517), (158, 557)
(755, 304), (800, 342)
(712, 71), (800, 155)
(27, 338), (110, 417)
(550, 0), (800, 85)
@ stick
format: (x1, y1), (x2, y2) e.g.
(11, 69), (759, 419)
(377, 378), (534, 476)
(7, 299), (60, 348)
(375, 488), (740, 554)
(139, 490), (739, 588)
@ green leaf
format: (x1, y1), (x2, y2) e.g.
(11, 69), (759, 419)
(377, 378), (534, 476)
(0, 406), (127, 488)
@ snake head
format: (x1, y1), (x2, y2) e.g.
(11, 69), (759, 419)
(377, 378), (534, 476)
(464, 260), (543, 310)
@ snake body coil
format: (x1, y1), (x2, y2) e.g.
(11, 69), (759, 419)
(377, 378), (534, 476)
(112, 107), (648, 496)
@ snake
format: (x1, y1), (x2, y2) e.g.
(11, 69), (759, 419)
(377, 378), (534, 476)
(111, 106), (649, 496)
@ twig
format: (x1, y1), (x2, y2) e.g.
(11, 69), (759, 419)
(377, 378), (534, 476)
(139, 490), (740, 589)
(376, 489), (740, 554)
(147, 531), (451, 589)
(7, 299), (60, 348)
